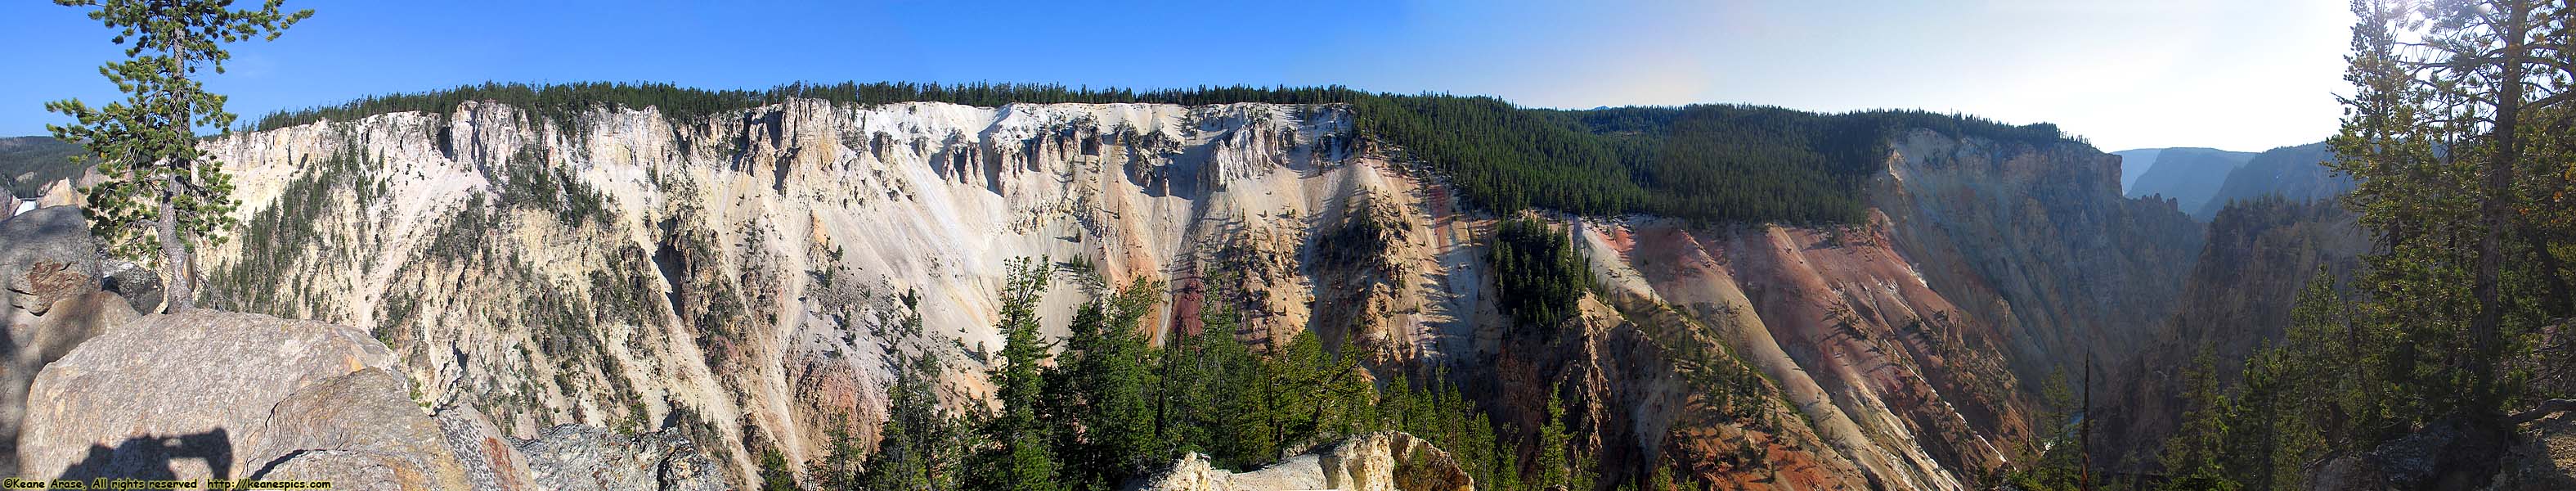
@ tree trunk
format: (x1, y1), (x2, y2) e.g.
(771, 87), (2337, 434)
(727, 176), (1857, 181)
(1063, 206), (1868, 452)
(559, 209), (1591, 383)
(2471, 0), (2530, 412)
(159, 45), (195, 313)
(159, 171), (190, 312)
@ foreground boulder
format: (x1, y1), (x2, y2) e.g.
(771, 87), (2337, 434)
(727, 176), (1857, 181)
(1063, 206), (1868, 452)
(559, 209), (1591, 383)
(0, 206), (100, 316)
(0, 291), (136, 475)
(97, 260), (162, 315)
(13, 309), (469, 489)
(2490, 413), (2576, 490)
(1136, 431), (1472, 491)
(8, 306), (731, 490)
(2306, 417), (2513, 491)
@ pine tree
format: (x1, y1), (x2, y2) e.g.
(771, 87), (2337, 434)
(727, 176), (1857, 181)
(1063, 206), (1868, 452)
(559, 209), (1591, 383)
(2223, 344), (2322, 491)
(1096, 280), (1165, 472)
(861, 354), (971, 491)
(1489, 430), (1524, 491)
(1268, 330), (1374, 448)
(2326, 0), (2576, 425)
(756, 449), (798, 491)
(1053, 279), (1164, 489)
(2157, 348), (2240, 491)
(1155, 290), (1231, 462)
(1537, 382), (1574, 489)
(1268, 331), (1328, 453)
(1207, 308), (1276, 468)
(809, 423), (861, 490)
(973, 258), (1063, 491)
(1492, 218), (1590, 330)
(45, 0), (312, 312)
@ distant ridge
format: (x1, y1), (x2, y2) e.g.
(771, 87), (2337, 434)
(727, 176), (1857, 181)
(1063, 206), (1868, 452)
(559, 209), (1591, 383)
(2118, 147), (2256, 220)
(2196, 142), (2347, 218)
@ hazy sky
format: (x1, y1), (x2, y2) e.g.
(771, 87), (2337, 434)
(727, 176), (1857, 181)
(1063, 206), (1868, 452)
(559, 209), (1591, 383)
(1, 0), (2353, 152)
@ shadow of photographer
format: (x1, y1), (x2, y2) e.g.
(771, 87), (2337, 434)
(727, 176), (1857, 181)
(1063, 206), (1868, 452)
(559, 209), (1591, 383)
(53, 428), (233, 481)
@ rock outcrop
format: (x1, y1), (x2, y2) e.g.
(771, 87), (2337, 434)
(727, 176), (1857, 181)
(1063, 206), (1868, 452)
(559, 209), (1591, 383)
(14, 310), (470, 489)
(0, 291), (133, 477)
(1878, 129), (2204, 381)
(2491, 413), (2576, 490)
(514, 425), (726, 491)
(10, 306), (728, 491)
(99, 260), (163, 315)
(2304, 417), (2515, 491)
(0, 206), (100, 316)
(0, 205), (119, 477)
(430, 404), (537, 491)
(1138, 431), (1472, 491)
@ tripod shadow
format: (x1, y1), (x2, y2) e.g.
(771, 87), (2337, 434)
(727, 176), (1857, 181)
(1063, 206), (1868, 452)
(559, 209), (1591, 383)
(54, 428), (233, 480)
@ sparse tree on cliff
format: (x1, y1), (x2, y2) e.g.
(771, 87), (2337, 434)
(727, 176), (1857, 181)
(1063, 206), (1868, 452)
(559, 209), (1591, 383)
(46, 0), (312, 312)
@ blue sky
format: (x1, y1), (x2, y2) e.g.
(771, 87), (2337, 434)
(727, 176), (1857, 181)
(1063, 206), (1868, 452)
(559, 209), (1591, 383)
(2, 0), (2351, 151)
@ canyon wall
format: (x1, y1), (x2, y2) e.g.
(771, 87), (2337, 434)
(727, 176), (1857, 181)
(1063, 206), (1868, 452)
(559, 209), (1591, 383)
(191, 99), (2197, 489)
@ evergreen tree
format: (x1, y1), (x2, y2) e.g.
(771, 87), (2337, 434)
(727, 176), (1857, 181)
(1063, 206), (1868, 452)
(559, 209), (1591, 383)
(1488, 421), (1524, 491)
(972, 258), (1063, 491)
(1052, 279), (1165, 489)
(756, 449), (798, 491)
(859, 354), (972, 491)
(1155, 288), (1232, 462)
(1536, 382), (1575, 489)
(2222, 344), (2321, 491)
(1492, 218), (1590, 330)
(45, 0), (313, 311)
(2158, 348), (2240, 491)
(1265, 331), (1326, 454)
(809, 423), (861, 490)
(1096, 280), (1165, 473)
(1208, 308), (1277, 468)
(1261, 329), (1374, 452)
(2326, 0), (2576, 425)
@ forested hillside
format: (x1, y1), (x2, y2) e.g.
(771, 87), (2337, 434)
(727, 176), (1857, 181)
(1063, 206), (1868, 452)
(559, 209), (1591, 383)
(0, 137), (82, 196)
(249, 81), (2078, 224)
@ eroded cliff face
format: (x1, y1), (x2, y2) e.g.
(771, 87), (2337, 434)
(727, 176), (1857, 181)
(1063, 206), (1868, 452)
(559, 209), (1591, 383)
(1878, 130), (2205, 381)
(2096, 198), (2363, 471)
(188, 98), (2194, 489)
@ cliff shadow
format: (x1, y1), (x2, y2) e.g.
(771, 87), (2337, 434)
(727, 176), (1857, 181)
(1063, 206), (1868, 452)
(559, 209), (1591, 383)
(52, 428), (233, 481)
(1, 318), (18, 475)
